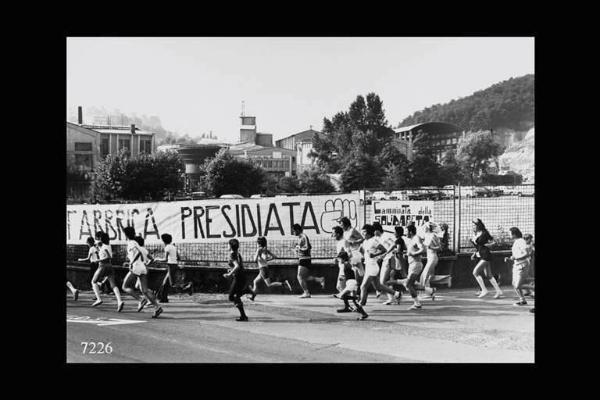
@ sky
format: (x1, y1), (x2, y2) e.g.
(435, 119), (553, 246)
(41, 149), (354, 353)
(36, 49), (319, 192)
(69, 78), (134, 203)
(67, 37), (534, 143)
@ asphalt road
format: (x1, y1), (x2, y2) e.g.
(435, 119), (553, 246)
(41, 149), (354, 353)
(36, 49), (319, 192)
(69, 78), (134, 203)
(67, 288), (534, 363)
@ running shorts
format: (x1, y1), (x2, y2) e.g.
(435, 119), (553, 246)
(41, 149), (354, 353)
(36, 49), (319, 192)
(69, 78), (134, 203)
(96, 263), (114, 280)
(408, 262), (423, 277)
(131, 262), (147, 276)
(365, 259), (380, 277)
(345, 279), (358, 292)
(298, 258), (311, 269)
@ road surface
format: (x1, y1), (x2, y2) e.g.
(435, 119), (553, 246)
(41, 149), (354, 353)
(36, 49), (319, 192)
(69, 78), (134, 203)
(67, 288), (534, 363)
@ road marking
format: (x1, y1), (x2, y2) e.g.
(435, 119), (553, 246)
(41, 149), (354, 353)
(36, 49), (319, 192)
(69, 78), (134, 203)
(67, 314), (146, 326)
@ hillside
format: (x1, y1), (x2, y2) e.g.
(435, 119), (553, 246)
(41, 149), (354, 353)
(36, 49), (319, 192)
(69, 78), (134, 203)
(399, 74), (534, 132)
(498, 127), (534, 183)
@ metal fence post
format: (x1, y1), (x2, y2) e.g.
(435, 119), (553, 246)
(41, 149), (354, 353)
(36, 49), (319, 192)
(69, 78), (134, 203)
(457, 184), (461, 254)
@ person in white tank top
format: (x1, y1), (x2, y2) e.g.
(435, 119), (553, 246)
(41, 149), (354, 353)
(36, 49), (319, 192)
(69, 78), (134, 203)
(421, 222), (441, 299)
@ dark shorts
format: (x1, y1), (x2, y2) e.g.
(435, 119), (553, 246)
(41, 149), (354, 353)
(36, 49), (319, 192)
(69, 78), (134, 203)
(298, 259), (312, 269)
(95, 263), (114, 281)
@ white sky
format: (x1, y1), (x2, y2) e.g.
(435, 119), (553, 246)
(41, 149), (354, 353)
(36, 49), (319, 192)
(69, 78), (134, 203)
(67, 37), (534, 143)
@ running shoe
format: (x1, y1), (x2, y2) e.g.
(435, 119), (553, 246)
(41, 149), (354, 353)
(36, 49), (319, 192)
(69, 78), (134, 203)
(332, 293), (340, 298)
(393, 291), (401, 300)
(249, 291), (257, 301)
(73, 289), (79, 301)
(477, 291), (489, 298)
(137, 298), (148, 312)
(236, 316), (248, 322)
(336, 307), (352, 313)
(376, 291), (382, 298)
(284, 280), (293, 292)
(356, 314), (369, 320)
(382, 299), (394, 305)
(513, 300), (527, 306)
(409, 304), (422, 310)
(152, 307), (163, 318)
(117, 302), (124, 312)
(298, 293), (311, 299)
(91, 299), (103, 307)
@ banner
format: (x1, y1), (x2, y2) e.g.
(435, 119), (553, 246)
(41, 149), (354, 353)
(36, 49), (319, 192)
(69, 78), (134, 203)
(66, 194), (362, 245)
(371, 200), (434, 230)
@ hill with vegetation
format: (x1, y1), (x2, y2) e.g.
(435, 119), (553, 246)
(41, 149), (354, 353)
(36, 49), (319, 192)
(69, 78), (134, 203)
(399, 74), (534, 132)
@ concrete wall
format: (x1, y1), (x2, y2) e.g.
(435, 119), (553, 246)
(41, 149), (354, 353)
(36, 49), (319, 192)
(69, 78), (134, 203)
(66, 250), (520, 294)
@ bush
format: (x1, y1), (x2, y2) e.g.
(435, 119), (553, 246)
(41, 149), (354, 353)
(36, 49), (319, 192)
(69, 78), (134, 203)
(93, 149), (185, 202)
(201, 149), (265, 197)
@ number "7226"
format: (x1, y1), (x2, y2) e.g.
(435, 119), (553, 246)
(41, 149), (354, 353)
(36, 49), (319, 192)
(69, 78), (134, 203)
(81, 341), (113, 354)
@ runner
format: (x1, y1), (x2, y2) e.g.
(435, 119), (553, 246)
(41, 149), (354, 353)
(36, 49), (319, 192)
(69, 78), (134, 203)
(373, 222), (398, 303)
(90, 232), (124, 311)
(223, 238), (253, 321)
(121, 228), (163, 318)
(358, 224), (401, 317)
(247, 236), (292, 300)
(293, 224), (325, 298)
(504, 227), (530, 307)
(66, 281), (79, 300)
(332, 226), (348, 297)
(403, 224), (426, 310)
(522, 233), (535, 298)
(334, 251), (368, 319)
(339, 217), (365, 278)
(470, 218), (503, 299)
(78, 236), (99, 286)
(421, 222), (441, 300)
(154, 233), (192, 303)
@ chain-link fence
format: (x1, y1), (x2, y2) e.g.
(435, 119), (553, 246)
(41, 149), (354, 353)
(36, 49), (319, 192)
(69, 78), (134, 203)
(66, 184), (534, 265)
(457, 184), (534, 252)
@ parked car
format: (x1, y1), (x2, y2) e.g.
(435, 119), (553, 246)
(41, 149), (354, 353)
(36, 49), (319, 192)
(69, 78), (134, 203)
(219, 194), (244, 199)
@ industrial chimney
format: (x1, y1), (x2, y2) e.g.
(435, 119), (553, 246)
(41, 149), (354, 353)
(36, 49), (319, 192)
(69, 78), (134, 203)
(78, 106), (83, 124)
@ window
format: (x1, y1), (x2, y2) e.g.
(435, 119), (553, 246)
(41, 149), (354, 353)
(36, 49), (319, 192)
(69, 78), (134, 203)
(74, 154), (93, 170)
(140, 138), (152, 154)
(118, 138), (131, 152)
(74, 142), (92, 152)
(100, 135), (110, 158)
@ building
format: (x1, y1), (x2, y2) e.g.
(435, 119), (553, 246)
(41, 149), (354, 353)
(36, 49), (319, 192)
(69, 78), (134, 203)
(394, 121), (463, 163)
(228, 116), (297, 177)
(275, 128), (323, 174)
(158, 140), (227, 191)
(66, 106), (157, 172)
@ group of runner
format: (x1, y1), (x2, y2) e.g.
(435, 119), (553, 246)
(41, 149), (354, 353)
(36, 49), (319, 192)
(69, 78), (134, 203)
(67, 217), (535, 321)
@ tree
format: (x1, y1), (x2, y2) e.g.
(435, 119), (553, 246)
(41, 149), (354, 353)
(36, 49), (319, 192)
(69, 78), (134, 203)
(340, 154), (382, 191)
(298, 168), (335, 193)
(93, 149), (185, 201)
(313, 93), (395, 173)
(276, 175), (302, 194)
(438, 149), (463, 185)
(456, 131), (504, 184)
(408, 154), (442, 187)
(201, 149), (265, 197)
(381, 162), (409, 191)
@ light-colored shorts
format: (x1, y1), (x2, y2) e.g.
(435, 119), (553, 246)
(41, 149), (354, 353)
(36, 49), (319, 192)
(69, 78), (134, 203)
(408, 262), (423, 277)
(365, 259), (380, 277)
(345, 279), (358, 292)
(512, 261), (530, 288)
(131, 262), (147, 276)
